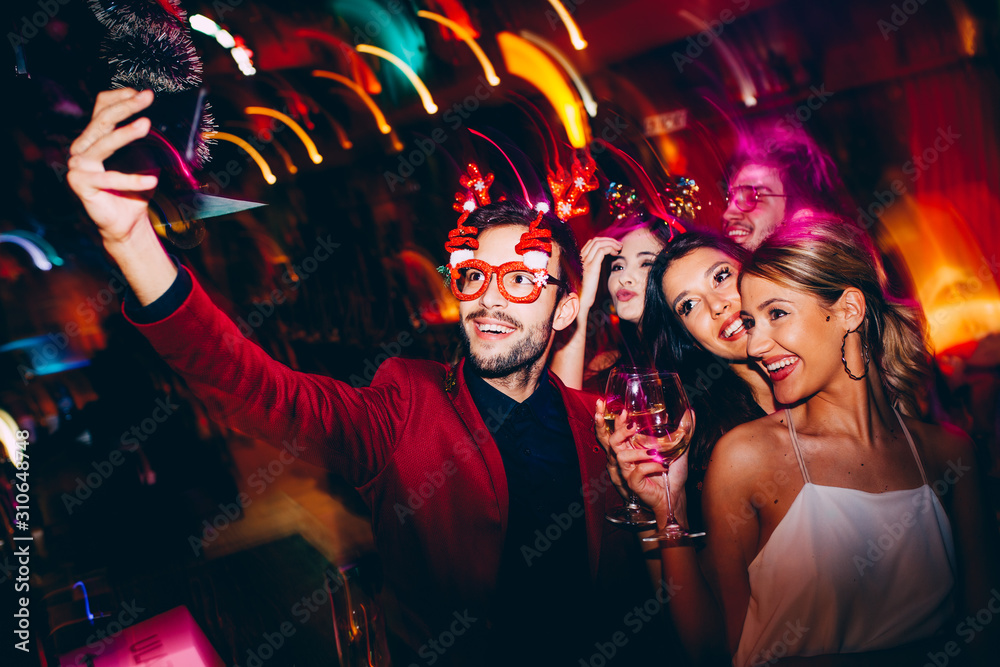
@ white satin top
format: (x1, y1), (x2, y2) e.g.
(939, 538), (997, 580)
(733, 408), (956, 667)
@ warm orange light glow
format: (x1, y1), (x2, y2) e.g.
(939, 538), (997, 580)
(519, 31), (596, 116)
(496, 32), (589, 148)
(879, 193), (1000, 353)
(356, 44), (439, 114)
(417, 11), (500, 86)
(244, 107), (323, 164)
(312, 70), (392, 134)
(546, 0), (587, 50)
(203, 132), (277, 184)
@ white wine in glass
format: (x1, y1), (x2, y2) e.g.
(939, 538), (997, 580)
(604, 367), (657, 529)
(629, 372), (703, 543)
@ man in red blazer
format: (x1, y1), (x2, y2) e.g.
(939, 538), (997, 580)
(67, 89), (665, 664)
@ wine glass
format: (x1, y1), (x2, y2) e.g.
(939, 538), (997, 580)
(604, 366), (657, 529)
(627, 372), (704, 544)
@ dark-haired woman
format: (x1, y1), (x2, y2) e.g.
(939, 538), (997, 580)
(598, 230), (774, 664)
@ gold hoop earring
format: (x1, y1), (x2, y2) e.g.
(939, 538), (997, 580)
(841, 326), (870, 380)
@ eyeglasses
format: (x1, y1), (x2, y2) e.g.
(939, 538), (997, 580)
(449, 260), (566, 303)
(726, 185), (787, 213)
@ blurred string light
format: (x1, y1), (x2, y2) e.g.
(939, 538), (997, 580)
(0, 409), (25, 468)
(0, 229), (63, 271)
(244, 107), (323, 164)
(312, 70), (393, 134)
(678, 10), (756, 107)
(496, 32), (589, 149)
(519, 31), (596, 117)
(330, 0), (428, 72)
(0, 233), (60, 271)
(202, 131), (277, 184)
(0, 336), (90, 376)
(417, 11), (499, 86)
(295, 29), (382, 94)
(327, 117), (354, 150)
(269, 139), (298, 174)
(356, 45), (438, 114)
(189, 13), (256, 76)
(546, 0), (588, 50)
(73, 582), (96, 624)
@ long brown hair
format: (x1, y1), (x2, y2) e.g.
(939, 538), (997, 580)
(741, 216), (932, 416)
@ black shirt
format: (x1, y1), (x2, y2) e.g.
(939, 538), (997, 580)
(463, 363), (594, 659)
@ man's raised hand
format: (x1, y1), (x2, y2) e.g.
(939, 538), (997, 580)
(67, 88), (159, 246)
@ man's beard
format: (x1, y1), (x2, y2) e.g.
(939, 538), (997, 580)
(460, 308), (556, 379)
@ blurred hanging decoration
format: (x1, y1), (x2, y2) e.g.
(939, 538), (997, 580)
(89, 0), (215, 167)
(606, 182), (642, 222)
(496, 32), (590, 149)
(662, 176), (702, 226)
(597, 142), (687, 239)
(88, 0), (187, 39)
(545, 0), (588, 50)
(417, 11), (500, 86)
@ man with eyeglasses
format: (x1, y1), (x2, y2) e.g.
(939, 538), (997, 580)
(722, 126), (852, 249)
(66, 89), (662, 665)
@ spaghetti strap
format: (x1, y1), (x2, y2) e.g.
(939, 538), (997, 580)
(784, 408), (811, 484)
(893, 406), (929, 486)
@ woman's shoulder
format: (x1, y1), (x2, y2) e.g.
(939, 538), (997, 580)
(707, 412), (790, 480)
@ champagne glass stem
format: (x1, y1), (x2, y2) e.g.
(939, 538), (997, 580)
(662, 469), (678, 528)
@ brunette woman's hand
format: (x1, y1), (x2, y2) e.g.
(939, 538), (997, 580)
(577, 237), (622, 312)
(610, 407), (695, 528)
